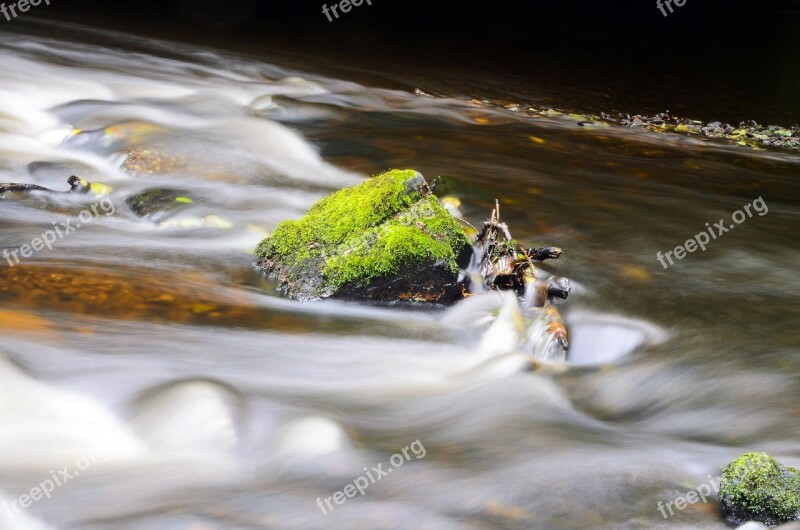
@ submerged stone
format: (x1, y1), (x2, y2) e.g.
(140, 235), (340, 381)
(126, 188), (194, 219)
(255, 169), (471, 303)
(720, 452), (800, 526)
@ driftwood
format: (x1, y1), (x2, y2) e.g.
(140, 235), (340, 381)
(0, 176), (89, 196)
(474, 201), (571, 352)
(476, 201), (570, 305)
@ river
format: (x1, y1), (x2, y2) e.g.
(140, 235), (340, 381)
(0, 18), (799, 530)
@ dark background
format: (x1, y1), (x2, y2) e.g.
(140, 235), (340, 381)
(25, 0), (800, 124)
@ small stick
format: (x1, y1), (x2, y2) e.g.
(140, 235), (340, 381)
(455, 217), (478, 232)
(0, 183), (55, 194)
(0, 176), (88, 196)
(496, 221), (513, 241)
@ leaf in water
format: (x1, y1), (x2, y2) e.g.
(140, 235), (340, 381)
(191, 304), (218, 314)
(89, 182), (113, 196)
(621, 265), (652, 282)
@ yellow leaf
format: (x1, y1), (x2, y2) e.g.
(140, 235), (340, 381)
(191, 304), (217, 314)
(621, 265), (651, 281)
(89, 182), (113, 196)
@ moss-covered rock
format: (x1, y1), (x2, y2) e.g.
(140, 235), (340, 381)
(255, 169), (472, 303)
(720, 452), (800, 526)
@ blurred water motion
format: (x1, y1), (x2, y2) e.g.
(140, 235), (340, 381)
(0, 20), (798, 530)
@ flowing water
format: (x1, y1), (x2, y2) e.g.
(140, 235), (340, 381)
(0, 19), (799, 530)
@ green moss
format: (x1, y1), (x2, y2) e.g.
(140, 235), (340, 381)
(255, 169), (470, 300)
(720, 452), (800, 525)
(257, 169), (425, 263)
(324, 195), (468, 288)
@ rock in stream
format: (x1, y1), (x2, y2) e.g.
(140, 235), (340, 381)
(255, 169), (472, 303)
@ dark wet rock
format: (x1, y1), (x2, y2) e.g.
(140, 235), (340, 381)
(720, 452), (800, 526)
(334, 257), (469, 304)
(126, 189), (194, 219)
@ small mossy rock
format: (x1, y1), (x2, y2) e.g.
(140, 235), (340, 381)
(720, 452), (800, 526)
(255, 169), (472, 303)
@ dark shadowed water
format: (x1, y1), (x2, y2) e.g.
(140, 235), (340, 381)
(0, 19), (798, 530)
